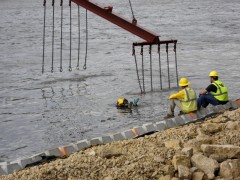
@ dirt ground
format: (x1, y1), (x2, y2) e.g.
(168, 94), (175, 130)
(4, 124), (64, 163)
(1, 108), (240, 180)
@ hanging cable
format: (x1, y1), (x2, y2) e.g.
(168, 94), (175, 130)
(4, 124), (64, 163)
(42, 0), (46, 74)
(83, 9), (88, 70)
(128, 0), (137, 23)
(60, 0), (63, 72)
(51, 0), (55, 73)
(174, 42), (179, 87)
(76, 5), (81, 70)
(149, 45), (153, 91)
(133, 45), (143, 93)
(166, 43), (170, 88)
(140, 45), (145, 93)
(158, 44), (163, 90)
(69, 0), (72, 71)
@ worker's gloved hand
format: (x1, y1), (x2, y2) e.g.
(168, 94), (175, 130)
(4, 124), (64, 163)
(132, 98), (139, 106)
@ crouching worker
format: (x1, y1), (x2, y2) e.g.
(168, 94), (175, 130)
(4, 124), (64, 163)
(116, 97), (139, 109)
(197, 71), (228, 109)
(164, 78), (197, 119)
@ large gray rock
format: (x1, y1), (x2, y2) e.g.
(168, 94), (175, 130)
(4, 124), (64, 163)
(191, 153), (219, 179)
(225, 121), (240, 130)
(178, 165), (192, 179)
(219, 159), (240, 179)
(201, 144), (240, 159)
(184, 134), (212, 153)
(172, 155), (191, 170)
(164, 139), (181, 150)
(192, 171), (204, 180)
(201, 123), (222, 133)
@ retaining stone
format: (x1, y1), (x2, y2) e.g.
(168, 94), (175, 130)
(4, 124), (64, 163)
(214, 105), (225, 112)
(173, 116), (185, 126)
(180, 114), (193, 124)
(12, 157), (34, 168)
(62, 144), (78, 154)
(0, 165), (6, 175)
(206, 106), (216, 115)
(101, 135), (114, 144)
(111, 132), (125, 141)
(230, 101), (239, 109)
(90, 137), (103, 145)
(45, 148), (61, 157)
(165, 118), (177, 128)
(154, 121), (167, 131)
(121, 129), (136, 139)
(6, 162), (22, 174)
(223, 102), (232, 110)
(131, 126), (148, 137)
(142, 123), (157, 132)
(75, 140), (90, 151)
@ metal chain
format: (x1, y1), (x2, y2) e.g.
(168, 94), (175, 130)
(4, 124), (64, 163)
(60, 0), (63, 72)
(158, 44), (163, 90)
(69, 0), (72, 71)
(42, 0), (46, 74)
(166, 43), (170, 88)
(51, 0), (55, 73)
(149, 45), (153, 91)
(83, 9), (88, 70)
(133, 45), (143, 93)
(77, 5), (80, 70)
(174, 42), (179, 87)
(140, 45), (145, 93)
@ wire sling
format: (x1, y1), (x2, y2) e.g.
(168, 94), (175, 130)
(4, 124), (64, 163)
(83, 9), (88, 70)
(60, 0), (63, 72)
(128, 0), (136, 21)
(140, 45), (145, 93)
(166, 43), (170, 88)
(69, 0), (72, 71)
(76, 5), (81, 70)
(158, 44), (163, 90)
(174, 42), (179, 87)
(133, 45), (143, 93)
(42, 0), (46, 74)
(149, 45), (153, 91)
(51, 0), (55, 73)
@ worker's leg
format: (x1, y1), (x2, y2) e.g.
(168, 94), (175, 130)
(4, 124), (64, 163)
(197, 94), (219, 109)
(167, 99), (181, 116)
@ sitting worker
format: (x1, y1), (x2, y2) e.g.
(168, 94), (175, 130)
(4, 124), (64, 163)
(197, 70), (228, 109)
(164, 77), (197, 119)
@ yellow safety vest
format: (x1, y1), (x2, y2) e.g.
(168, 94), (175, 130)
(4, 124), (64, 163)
(180, 87), (197, 113)
(211, 80), (228, 101)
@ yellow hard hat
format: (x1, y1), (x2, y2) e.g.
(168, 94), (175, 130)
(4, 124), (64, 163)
(209, 70), (218, 77)
(117, 98), (124, 105)
(179, 77), (189, 87)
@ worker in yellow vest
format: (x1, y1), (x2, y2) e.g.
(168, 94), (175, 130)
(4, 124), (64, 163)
(164, 78), (197, 119)
(197, 70), (228, 109)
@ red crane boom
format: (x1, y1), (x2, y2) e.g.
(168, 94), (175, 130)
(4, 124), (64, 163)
(71, 0), (160, 43)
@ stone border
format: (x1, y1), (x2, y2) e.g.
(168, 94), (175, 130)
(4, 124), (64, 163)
(1, 100), (240, 175)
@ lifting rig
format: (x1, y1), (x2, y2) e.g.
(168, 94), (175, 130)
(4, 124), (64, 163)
(42, 0), (179, 93)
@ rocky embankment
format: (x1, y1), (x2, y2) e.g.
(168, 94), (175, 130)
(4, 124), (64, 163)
(1, 108), (240, 180)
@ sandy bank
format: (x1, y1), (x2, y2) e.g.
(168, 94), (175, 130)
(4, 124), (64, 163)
(1, 108), (240, 180)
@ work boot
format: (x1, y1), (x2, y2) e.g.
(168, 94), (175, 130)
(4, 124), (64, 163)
(164, 114), (174, 119)
(178, 111), (184, 116)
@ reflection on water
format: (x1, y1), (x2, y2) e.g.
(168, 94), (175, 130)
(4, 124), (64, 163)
(0, 0), (240, 162)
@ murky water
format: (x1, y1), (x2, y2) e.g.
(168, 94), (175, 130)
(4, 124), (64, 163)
(0, 0), (239, 162)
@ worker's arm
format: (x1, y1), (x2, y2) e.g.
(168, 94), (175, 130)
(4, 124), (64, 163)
(199, 84), (217, 95)
(169, 90), (185, 100)
(199, 89), (208, 95)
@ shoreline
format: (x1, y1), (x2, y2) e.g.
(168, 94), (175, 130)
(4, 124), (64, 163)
(1, 101), (240, 179)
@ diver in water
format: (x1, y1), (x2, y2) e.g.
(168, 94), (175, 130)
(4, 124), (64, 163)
(116, 97), (139, 112)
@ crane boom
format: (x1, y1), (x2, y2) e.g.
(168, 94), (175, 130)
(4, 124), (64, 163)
(71, 0), (159, 43)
